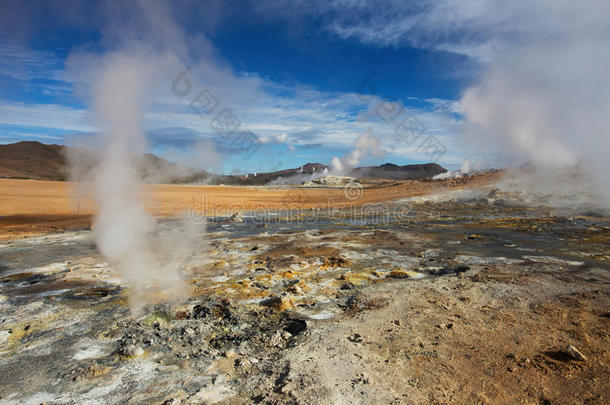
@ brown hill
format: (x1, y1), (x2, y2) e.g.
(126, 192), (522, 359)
(0, 141), (202, 183)
(0, 141), (68, 180)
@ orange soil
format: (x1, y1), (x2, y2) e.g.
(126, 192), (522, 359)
(0, 172), (499, 239)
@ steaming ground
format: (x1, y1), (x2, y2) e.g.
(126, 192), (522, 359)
(0, 174), (609, 404)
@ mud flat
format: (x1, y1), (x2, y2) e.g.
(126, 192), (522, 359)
(1, 181), (609, 403)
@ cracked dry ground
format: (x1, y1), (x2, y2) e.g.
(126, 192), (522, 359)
(0, 200), (609, 404)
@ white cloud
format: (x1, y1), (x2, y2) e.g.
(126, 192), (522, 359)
(276, 132), (288, 143)
(253, 1), (595, 63)
(0, 102), (92, 132)
(0, 40), (72, 97)
(0, 73), (464, 167)
(0, 0), (471, 170)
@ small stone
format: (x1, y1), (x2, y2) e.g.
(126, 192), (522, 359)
(119, 344), (144, 357)
(323, 256), (351, 268)
(565, 345), (587, 361)
(290, 285), (304, 295)
(268, 331), (286, 347)
(235, 357), (252, 370)
(348, 333), (363, 343)
(264, 296), (295, 312)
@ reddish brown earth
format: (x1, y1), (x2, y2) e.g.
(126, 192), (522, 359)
(0, 172), (499, 239)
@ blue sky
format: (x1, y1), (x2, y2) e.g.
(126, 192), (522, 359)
(0, 0), (502, 173)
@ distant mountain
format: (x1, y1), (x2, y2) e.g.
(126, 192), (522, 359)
(0, 141), (446, 184)
(224, 163), (330, 185)
(350, 163), (446, 180)
(0, 141), (205, 183)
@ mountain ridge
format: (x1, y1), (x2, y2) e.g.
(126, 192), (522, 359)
(0, 141), (446, 184)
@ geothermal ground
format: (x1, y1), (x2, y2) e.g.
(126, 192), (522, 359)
(0, 174), (609, 404)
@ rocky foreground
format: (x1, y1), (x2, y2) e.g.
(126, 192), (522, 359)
(0, 186), (609, 404)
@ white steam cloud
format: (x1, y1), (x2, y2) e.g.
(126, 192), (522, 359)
(456, 1), (610, 206)
(331, 130), (386, 174)
(63, 0), (215, 313)
(91, 54), (192, 313)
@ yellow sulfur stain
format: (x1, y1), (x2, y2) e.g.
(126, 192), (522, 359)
(387, 268), (423, 279)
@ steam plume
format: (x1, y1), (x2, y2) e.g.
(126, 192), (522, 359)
(331, 130), (385, 174)
(61, 0), (215, 313)
(90, 54), (191, 313)
(459, 1), (610, 206)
